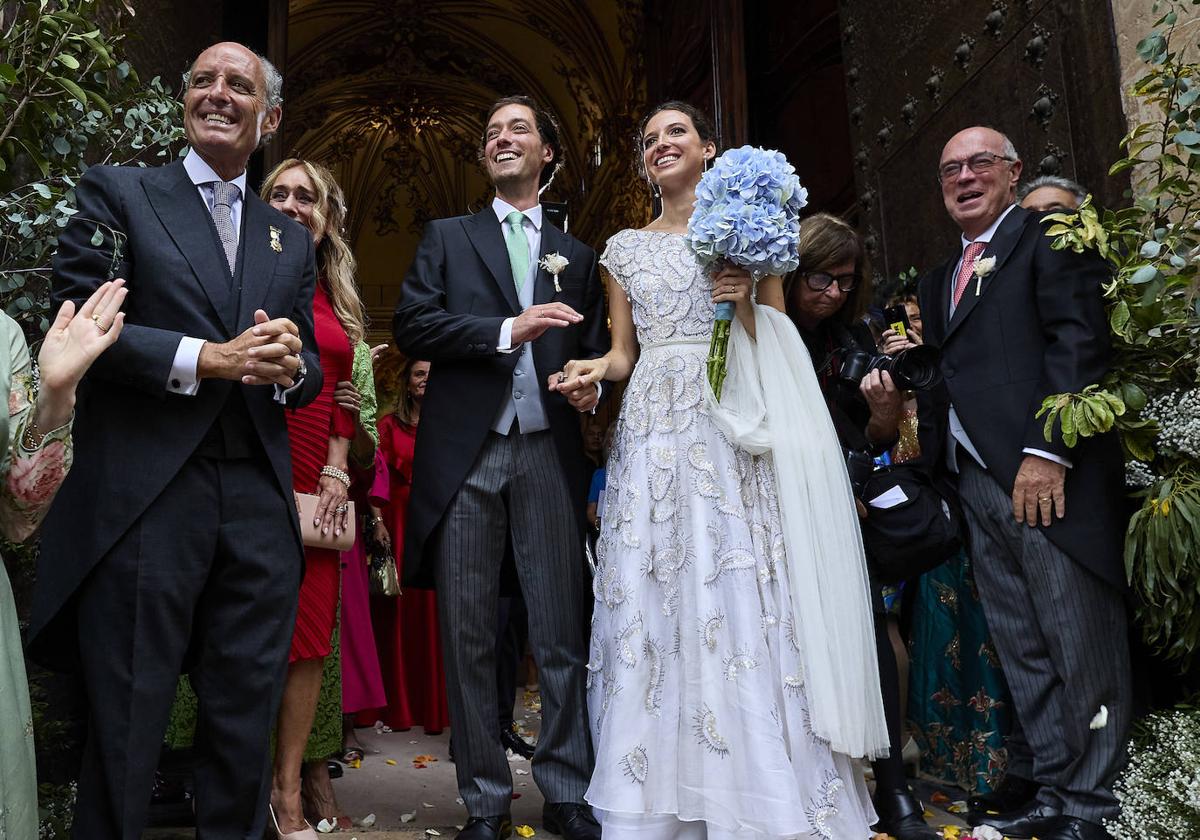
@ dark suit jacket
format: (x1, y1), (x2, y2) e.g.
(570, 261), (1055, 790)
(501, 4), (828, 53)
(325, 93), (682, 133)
(27, 160), (323, 668)
(916, 204), (1126, 586)
(393, 207), (610, 587)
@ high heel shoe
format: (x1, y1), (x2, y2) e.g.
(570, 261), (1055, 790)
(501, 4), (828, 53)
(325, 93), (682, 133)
(268, 802), (319, 840)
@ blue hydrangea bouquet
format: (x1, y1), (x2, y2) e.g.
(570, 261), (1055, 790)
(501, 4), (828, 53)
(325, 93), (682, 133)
(686, 145), (808, 398)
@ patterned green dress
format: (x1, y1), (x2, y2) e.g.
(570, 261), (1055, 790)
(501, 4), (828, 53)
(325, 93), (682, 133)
(0, 313), (74, 839)
(907, 551), (1015, 793)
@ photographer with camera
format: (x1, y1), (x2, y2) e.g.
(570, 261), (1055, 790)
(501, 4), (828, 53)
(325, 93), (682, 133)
(784, 212), (945, 840)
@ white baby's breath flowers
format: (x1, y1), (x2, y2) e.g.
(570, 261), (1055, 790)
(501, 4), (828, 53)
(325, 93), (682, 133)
(1125, 459), (1158, 489)
(1142, 389), (1200, 460)
(1106, 706), (1200, 839)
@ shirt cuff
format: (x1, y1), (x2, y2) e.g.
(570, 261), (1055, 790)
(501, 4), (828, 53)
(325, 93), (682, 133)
(168, 336), (205, 395)
(590, 382), (602, 415)
(1023, 447), (1073, 469)
(498, 317), (518, 354)
(275, 358), (305, 405)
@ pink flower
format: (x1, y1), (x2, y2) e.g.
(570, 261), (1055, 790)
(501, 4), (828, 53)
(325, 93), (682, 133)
(8, 438), (68, 507)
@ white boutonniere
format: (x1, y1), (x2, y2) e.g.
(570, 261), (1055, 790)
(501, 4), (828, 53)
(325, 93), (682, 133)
(972, 255), (996, 296)
(539, 252), (569, 291)
(269, 225), (283, 253)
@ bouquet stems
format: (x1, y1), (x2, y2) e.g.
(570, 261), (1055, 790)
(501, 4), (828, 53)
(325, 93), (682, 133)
(708, 301), (734, 399)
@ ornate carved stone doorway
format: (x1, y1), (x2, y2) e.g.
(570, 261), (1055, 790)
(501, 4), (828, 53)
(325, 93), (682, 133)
(276, 0), (650, 342)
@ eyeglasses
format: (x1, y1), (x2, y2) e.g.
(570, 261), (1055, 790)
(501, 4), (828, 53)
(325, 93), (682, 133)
(937, 151), (1014, 183)
(804, 272), (859, 293)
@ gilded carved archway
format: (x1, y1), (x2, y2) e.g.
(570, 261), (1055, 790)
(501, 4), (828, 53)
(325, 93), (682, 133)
(281, 0), (650, 340)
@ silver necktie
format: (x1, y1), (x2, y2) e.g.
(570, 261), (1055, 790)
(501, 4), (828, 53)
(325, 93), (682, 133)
(210, 181), (239, 274)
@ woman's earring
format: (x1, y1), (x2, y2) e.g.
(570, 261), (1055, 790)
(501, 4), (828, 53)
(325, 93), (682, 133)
(650, 181), (661, 199)
(703, 156), (711, 173)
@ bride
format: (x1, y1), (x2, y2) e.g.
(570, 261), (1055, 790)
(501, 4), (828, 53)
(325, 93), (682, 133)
(552, 102), (889, 839)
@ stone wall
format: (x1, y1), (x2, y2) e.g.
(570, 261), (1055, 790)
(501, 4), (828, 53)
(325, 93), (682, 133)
(1111, 0), (1200, 131)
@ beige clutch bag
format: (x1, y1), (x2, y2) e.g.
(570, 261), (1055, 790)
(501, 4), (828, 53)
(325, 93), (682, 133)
(296, 492), (356, 551)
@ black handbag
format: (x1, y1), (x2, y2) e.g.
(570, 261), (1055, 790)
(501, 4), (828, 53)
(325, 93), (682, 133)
(857, 462), (963, 584)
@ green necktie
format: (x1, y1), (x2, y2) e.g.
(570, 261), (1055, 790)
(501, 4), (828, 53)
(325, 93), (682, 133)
(504, 210), (530, 293)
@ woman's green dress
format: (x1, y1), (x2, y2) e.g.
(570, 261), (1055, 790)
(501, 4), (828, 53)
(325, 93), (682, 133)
(0, 313), (74, 839)
(907, 551), (1015, 793)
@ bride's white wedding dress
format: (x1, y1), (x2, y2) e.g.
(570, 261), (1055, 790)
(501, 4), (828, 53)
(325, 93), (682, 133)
(585, 230), (880, 839)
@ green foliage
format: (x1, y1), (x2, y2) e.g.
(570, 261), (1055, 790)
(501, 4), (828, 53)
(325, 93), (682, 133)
(1039, 0), (1200, 668)
(0, 0), (185, 333)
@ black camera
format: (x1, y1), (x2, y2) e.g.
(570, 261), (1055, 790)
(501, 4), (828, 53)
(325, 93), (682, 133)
(839, 345), (943, 391)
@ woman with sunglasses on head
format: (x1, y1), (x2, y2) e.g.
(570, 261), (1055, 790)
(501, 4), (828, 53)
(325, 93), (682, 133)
(784, 212), (938, 840)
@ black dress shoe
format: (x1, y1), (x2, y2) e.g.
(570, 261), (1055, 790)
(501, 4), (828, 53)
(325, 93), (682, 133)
(500, 725), (536, 759)
(967, 774), (1039, 820)
(457, 814), (513, 839)
(543, 802), (601, 840)
(970, 800), (1063, 837)
(1039, 815), (1113, 840)
(871, 788), (939, 840)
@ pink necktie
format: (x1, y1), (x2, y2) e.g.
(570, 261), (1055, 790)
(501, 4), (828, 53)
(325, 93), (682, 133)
(952, 241), (987, 308)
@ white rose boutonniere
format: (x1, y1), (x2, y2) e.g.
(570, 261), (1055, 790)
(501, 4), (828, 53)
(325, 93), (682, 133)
(972, 255), (996, 296)
(539, 252), (570, 292)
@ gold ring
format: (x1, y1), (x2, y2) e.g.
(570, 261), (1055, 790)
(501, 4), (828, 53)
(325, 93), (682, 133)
(91, 313), (109, 333)
(1038, 495), (1051, 502)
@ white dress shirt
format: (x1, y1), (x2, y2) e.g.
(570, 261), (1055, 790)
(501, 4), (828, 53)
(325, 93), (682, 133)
(167, 149), (247, 396)
(494, 196), (542, 352)
(168, 149), (300, 404)
(946, 203), (1070, 471)
(491, 196), (600, 410)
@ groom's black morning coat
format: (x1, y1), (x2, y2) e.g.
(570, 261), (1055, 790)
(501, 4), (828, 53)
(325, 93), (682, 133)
(393, 206), (610, 587)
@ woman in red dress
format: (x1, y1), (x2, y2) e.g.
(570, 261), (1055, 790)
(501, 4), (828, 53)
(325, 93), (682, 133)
(366, 357), (450, 733)
(262, 158), (369, 839)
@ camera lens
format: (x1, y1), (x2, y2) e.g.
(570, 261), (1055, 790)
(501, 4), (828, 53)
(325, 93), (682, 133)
(887, 345), (943, 390)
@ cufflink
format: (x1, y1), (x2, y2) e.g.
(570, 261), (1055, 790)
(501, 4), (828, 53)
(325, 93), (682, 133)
(171, 379), (181, 389)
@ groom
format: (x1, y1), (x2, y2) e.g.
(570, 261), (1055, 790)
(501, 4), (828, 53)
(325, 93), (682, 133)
(393, 95), (609, 840)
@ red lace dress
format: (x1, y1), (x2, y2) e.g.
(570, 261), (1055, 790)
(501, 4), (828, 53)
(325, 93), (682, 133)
(286, 281), (355, 662)
(361, 413), (449, 732)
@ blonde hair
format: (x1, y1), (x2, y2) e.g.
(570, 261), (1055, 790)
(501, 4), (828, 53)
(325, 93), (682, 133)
(261, 158), (365, 344)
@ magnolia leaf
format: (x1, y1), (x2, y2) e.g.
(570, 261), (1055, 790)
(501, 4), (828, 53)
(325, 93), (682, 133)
(56, 53), (80, 70)
(52, 75), (88, 107)
(0, 63), (16, 85)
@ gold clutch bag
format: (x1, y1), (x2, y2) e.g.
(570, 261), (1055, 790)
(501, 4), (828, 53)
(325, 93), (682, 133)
(295, 492), (356, 552)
